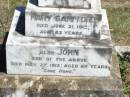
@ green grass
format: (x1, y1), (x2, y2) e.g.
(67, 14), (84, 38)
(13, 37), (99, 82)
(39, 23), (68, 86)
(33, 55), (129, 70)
(105, 5), (130, 36)
(118, 54), (130, 96)
(0, 0), (27, 40)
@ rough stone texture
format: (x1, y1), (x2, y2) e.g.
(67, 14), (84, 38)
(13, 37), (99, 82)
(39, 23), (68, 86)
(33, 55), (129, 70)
(115, 46), (130, 56)
(7, 7), (112, 76)
(26, 2), (111, 40)
(113, 36), (130, 46)
(25, 2), (102, 39)
(38, 0), (101, 9)
(0, 51), (122, 97)
(4, 0), (123, 96)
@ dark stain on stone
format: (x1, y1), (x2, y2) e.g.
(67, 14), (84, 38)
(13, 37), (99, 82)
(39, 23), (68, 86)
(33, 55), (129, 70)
(29, 0), (38, 6)
(30, 39), (37, 43)
(91, 14), (102, 39)
(26, 88), (62, 97)
(94, 48), (112, 64)
(83, 0), (91, 9)
(53, 0), (69, 8)
(0, 88), (15, 97)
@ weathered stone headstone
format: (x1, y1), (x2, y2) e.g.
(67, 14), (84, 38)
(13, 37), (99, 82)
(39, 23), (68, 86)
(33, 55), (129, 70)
(6, 7), (112, 76)
(5, 0), (122, 96)
(6, 0), (112, 78)
(6, 1), (112, 77)
(25, 2), (102, 38)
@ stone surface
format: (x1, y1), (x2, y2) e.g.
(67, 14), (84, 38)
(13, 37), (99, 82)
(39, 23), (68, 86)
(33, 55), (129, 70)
(25, 3), (103, 39)
(115, 46), (130, 56)
(6, 7), (112, 76)
(4, 0), (123, 95)
(38, 0), (101, 9)
(1, 51), (122, 97)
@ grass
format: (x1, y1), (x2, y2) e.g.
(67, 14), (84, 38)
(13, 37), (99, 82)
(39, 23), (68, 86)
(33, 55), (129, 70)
(0, 0), (27, 41)
(104, 6), (130, 94)
(104, 5), (130, 37)
(118, 54), (130, 96)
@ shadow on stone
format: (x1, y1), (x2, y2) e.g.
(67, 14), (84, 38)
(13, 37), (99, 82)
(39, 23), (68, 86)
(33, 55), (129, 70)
(29, 0), (38, 6)
(15, 7), (25, 35)
(0, 32), (8, 73)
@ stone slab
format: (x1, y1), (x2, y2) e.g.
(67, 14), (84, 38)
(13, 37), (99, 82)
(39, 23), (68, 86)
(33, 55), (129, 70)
(25, 2), (111, 40)
(115, 46), (130, 56)
(25, 4), (103, 39)
(0, 87), (123, 97)
(2, 51), (122, 97)
(38, 0), (101, 9)
(4, 7), (122, 97)
(7, 7), (112, 77)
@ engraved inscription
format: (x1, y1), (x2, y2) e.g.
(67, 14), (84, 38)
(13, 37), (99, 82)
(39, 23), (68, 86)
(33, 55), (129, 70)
(26, 12), (102, 38)
(57, 48), (79, 56)
(9, 47), (111, 76)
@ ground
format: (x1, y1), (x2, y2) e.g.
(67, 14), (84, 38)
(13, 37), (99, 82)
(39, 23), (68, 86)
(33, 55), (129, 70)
(102, 0), (130, 46)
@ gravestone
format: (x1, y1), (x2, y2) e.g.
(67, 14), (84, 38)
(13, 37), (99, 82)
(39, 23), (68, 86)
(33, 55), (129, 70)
(7, 1), (113, 76)
(5, 0), (122, 96)
(25, 1), (102, 38)
(6, 8), (112, 76)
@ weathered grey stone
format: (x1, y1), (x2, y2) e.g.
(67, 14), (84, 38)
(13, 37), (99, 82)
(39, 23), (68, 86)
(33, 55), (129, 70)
(25, 2), (103, 39)
(25, 10), (102, 39)
(3, 48), (122, 97)
(6, 7), (112, 76)
(0, 88), (123, 97)
(1, 50), (123, 97)
(115, 46), (130, 56)
(38, 0), (101, 9)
